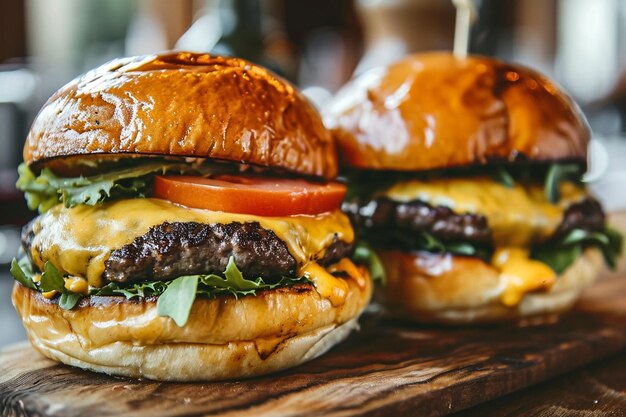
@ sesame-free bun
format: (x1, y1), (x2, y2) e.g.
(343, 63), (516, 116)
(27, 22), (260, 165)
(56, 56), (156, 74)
(325, 52), (590, 171)
(24, 52), (338, 179)
(12, 277), (372, 381)
(377, 248), (602, 323)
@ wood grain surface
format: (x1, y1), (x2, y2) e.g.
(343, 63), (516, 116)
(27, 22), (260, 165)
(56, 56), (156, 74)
(456, 350), (626, 417)
(1, 271), (625, 417)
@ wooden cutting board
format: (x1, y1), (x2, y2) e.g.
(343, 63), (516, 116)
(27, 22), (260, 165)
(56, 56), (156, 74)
(1, 269), (625, 417)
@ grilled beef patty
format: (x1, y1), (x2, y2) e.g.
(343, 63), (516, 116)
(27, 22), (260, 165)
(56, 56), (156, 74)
(553, 199), (605, 239)
(344, 196), (605, 250)
(21, 221), (354, 284)
(343, 197), (492, 244)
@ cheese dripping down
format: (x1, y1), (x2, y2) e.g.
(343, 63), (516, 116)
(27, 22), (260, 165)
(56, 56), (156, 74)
(300, 258), (368, 307)
(492, 247), (556, 306)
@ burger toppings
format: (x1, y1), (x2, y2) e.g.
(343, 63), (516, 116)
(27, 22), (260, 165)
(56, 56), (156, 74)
(345, 163), (623, 304)
(12, 160), (365, 326)
(23, 197), (354, 285)
(378, 176), (587, 247)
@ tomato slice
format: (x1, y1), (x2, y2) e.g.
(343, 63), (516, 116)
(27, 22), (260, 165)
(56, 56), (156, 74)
(153, 174), (347, 216)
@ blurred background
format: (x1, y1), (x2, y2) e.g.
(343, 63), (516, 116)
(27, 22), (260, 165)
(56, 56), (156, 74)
(1, 0), (626, 347)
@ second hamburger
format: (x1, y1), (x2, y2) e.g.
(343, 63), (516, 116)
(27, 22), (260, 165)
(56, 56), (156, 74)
(326, 52), (621, 323)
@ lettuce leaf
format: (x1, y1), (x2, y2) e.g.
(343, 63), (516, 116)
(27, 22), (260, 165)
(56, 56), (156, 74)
(92, 280), (169, 298)
(532, 226), (623, 273)
(544, 164), (583, 203)
(157, 275), (199, 327)
(10, 258), (82, 309)
(156, 258), (309, 326)
(16, 161), (225, 213)
(489, 166), (515, 188)
(11, 256), (310, 326)
(365, 228), (492, 262)
(10, 258), (37, 290)
(353, 241), (385, 283)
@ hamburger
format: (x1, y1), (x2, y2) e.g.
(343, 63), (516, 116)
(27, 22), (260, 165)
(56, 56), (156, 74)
(325, 52), (622, 323)
(11, 52), (372, 381)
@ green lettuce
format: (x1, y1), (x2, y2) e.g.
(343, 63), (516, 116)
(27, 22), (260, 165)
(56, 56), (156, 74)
(10, 256), (309, 327)
(155, 258), (309, 326)
(544, 163), (582, 203)
(532, 226), (623, 273)
(364, 229), (491, 262)
(353, 241), (385, 283)
(10, 258), (82, 309)
(16, 161), (225, 213)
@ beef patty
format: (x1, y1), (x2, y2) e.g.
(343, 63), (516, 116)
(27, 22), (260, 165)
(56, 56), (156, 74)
(21, 221), (354, 284)
(344, 196), (605, 250)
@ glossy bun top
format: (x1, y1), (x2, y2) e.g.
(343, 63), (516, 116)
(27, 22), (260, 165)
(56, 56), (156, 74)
(325, 52), (590, 171)
(24, 52), (338, 179)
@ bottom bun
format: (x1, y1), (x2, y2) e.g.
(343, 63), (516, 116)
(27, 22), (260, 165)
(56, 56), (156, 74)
(12, 277), (372, 381)
(378, 248), (603, 324)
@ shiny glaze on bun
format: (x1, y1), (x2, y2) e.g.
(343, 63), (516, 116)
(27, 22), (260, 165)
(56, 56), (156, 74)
(25, 52), (338, 179)
(325, 52), (590, 171)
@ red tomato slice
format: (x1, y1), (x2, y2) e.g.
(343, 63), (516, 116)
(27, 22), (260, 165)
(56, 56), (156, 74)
(153, 174), (347, 216)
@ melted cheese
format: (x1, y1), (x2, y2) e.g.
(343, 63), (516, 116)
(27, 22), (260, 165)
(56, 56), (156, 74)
(300, 262), (349, 307)
(64, 276), (89, 295)
(492, 247), (556, 306)
(327, 258), (367, 289)
(383, 178), (586, 246)
(30, 198), (354, 288)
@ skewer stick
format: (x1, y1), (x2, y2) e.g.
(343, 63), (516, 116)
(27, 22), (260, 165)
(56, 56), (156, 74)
(452, 0), (477, 59)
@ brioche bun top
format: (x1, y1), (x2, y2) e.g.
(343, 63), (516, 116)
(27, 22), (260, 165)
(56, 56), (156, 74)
(325, 52), (590, 171)
(24, 52), (338, 179)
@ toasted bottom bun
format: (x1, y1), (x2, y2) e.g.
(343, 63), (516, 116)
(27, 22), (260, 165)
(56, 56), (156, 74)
(12, 277), (372, 381)
(378, 248), (603, 324)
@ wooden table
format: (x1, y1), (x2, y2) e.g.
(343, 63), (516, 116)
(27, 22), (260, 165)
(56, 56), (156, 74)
(1, 216), (625, 416)
(456, 351), (626, 416)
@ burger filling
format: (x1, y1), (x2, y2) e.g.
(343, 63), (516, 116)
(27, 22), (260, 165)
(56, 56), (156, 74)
(12, 158), (373, 326)
(345, 163), (622, 305)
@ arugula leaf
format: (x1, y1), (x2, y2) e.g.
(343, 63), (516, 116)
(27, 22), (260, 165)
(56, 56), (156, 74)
(364, 228), (491, 261)
(544, 164), (582, 203)
(59, 293), (82, 310)
(10, 258), (37, 290)
(40, 261), (66, 292)
(92, 280), (169, 298)
(445, 241), (478, 256)
(11, 256), (310, 325)
(10, 257), (85, 309)
(490, 167), (515, 188)
(532, 226), (623, 273)
(532, 242), (582, 274)
(353, 242), (385, 283)
(157, 275), (199, 327)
